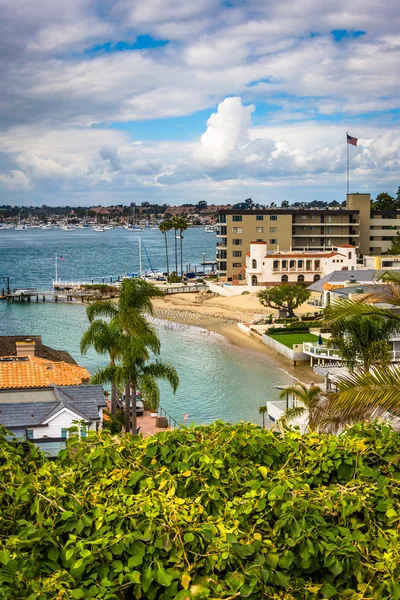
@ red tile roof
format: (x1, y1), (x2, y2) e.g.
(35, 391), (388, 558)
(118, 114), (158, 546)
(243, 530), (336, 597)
(0, 356), (90, 389)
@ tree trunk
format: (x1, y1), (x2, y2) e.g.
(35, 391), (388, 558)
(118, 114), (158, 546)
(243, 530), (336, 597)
(131, 379), (137, 434)
(174, 228), (178, 275)
(124, 380), (131, 434)
(111, 382), (117, 416)
(164, 232), (170, 281)
(262, 413), (265, 429)
(180, 231), (183, 277)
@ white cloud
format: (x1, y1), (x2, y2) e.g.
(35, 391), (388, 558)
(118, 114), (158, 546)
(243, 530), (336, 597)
(0, 170), (32, 190)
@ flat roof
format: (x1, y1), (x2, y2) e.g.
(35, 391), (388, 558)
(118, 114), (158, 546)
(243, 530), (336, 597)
(218, 208), (359, 216)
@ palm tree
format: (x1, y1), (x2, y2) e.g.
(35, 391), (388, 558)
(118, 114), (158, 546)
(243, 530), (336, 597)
(80, 319), (123, 415)
(176, 217), (188, 277)
(159, 220), (172, 281)
(325, 271), (400, 424)
(170, 216), (180, 277)
(258, 406), (267, 429)
(329, 315), (395, 373)
(279, 384), (331, 432)
(85, 278), (164, 428)
(92, 334), (179, 434)
(86, 278), (164, 333)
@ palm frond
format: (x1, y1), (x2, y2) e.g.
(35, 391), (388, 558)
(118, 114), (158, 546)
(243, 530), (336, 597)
(281, 406), (306, 421)
(327, 299), (400, 323)
(86, 301), (119, 323)
(331, 366), (400, 421)
(138, 373), (160, 412)
(141, 360), (179, 393)
(91, 364), (122, 386)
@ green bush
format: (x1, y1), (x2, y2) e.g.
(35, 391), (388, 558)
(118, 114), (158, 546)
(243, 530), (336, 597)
(1, 422), (400, 599)
(268, 326), (310, 334)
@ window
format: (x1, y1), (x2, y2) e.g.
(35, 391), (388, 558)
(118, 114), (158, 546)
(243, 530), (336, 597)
(327, 239), (332, 246)
(298, 260), (303, 268)
(251, 275), (258, 286)
(232, 215), (242, 222)
(289, 260), (295, 269)
(270, 215), (277, 221)
(256, 239), (263, 242)
(232, 239), (242, 245)
(80, 427), (87, 439)
(282, 260), (287, 268)
(314, 260), (320, 270)
(313, 274), (320, 282)
(327, 227), (332, 234)
(256, 227), (264, 233)
(301, 215), (307, 220)
(256, 215), (264, 221)
(348, 252), (352, 259)
(27, 429), (34, 440)
(306, 260), (312, 270)
(252, 259), (257, 269)
(232, 262), (242, 268)
(281, 275), (288, 282)
(270, 227), (277, 233)
(270, 239), (277, 244)
(232, 227), (242, 233)
(273, 260), (279, 269)
(232, 250), (242, 257)
(327, 215), (332, 223)
(298, 274), (305, 282)
(61, 428), (68, 439)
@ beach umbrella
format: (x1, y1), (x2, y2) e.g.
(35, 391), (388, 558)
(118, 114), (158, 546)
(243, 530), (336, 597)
(318, 333), (323, 345)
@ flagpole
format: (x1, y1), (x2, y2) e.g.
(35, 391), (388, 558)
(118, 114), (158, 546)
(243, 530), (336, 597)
(55, 252), (58, 286)
(346, 131), (349, 196)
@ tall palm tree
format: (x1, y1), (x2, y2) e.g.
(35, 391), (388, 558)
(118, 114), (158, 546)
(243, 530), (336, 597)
(258, 406), (267, 429)
(325, 271), (400, 424)
(92, 334), (179, 434)
(170, 216), (180, 277)
(85, 278), (164, 428)
(80, 319), (123, 415)
(159, 220), (172, 281)
(176, 217), (188, 277)
(86, 278), (164, 333)
(279, 384), (332, 432)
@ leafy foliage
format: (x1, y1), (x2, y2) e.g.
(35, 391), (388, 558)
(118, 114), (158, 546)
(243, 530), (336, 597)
(258, 284), (311, 317)
(1, 422), (400, 599)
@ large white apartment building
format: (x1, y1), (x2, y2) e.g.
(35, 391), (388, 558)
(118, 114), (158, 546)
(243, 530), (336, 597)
(245, 242), (357, 287)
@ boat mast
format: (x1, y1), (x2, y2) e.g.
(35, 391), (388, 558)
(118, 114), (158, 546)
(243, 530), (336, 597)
(139, 237), (142, 278)
(55, 252), (58, 285)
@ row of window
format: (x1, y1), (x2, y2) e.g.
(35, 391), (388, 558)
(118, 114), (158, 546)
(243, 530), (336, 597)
(232, 227), (277, 233)
(27, 427), (87, 440)
(232, 215), (278, 222)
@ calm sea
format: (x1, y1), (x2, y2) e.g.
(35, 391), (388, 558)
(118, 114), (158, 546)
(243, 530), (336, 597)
(0, 227), (292, 425)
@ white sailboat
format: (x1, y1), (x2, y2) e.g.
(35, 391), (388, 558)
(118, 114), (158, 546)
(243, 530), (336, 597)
(15, 212), (27, 230)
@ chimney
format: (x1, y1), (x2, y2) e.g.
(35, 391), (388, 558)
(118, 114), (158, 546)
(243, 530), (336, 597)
(16, 339), (36, 358)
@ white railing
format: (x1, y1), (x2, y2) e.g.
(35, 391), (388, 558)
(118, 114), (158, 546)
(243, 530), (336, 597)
(303, 342), (343, 360)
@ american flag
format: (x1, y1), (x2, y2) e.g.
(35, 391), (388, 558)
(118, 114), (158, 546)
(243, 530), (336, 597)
(347, 134), (358, 147)
(59, 256), (65, 260)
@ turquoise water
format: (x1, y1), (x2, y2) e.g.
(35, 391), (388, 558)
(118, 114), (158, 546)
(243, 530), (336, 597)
(0, 228), (292, 425)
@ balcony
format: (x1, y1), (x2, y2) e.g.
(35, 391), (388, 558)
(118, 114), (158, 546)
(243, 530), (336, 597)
(292, 233), (359, 238)
(216, 242), (227, 248)
(303, 342), (343, 360)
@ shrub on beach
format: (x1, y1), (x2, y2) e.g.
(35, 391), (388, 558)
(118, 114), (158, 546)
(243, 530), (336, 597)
(0, 422), (400, 599)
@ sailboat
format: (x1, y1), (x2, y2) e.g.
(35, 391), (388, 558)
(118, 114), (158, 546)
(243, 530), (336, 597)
(15, 212), (27, 230)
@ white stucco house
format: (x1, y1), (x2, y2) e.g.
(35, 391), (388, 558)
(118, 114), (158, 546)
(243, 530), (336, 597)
(245, 242), (357, 288)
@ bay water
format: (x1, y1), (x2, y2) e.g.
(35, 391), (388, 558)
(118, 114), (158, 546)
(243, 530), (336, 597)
(0, 228), (292, 425)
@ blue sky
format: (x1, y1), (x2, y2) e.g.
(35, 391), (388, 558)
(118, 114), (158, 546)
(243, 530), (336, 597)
(0, 0), (399, 206)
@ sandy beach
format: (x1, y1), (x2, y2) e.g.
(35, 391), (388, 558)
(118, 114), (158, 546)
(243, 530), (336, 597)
(152, 292), (323, 385)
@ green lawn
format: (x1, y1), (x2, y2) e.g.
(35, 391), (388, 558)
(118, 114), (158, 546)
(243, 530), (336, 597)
(267, 332), (319, 349)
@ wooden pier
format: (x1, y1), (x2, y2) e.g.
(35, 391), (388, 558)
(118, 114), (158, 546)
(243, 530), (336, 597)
(0, 287), (117, 304)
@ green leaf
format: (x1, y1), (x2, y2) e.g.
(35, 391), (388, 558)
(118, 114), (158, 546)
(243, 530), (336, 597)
(258, 466), (268, 479)
(225, 572), (245, 591)
(330, 559), (343, 576)
(128, 554), (143, 568)
(278, 551), (294, 570)
(274, 571), (290, 589)
(321, 583), (337, 598)
(183, 533), (195, 543)
(71, 590), (85, 599)
(155, 567), (172, 587)
(0, 550), (10, 566)
(265, 553), (279, 568)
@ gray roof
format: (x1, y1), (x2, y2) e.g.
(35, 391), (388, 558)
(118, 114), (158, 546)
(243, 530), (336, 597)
(308, 269), (381, 292)
(0, 385), (106, 429)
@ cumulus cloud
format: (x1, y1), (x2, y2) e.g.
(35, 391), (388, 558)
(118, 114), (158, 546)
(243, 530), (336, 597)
(0, 0), (399, 204)
(0, 170), (32, 190)
(99, 146), (121, 171)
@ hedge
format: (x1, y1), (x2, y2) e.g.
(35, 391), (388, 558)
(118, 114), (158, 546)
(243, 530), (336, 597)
(0, 422), (400, 599)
